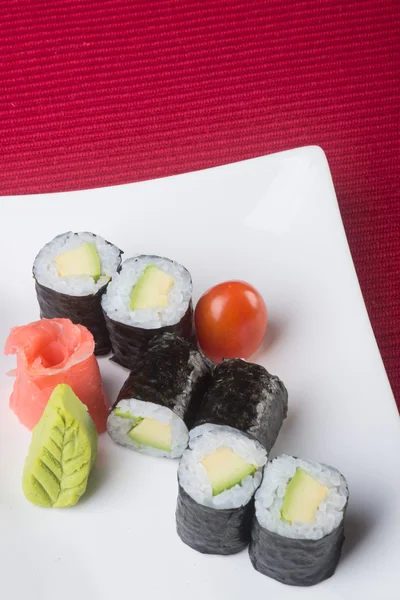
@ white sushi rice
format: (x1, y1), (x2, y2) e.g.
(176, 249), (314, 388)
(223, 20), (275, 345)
(179, 425), (268, 510)
(33, 232), (121, 296)
(107, 398), (189, 458)
(255, 455), (349, 541)
(101, 255), (192, 328)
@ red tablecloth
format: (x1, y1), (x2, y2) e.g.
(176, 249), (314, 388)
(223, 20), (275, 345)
(1, 1), (399, 407)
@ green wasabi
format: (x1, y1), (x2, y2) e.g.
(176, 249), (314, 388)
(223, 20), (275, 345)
(22, 384), (98, 508)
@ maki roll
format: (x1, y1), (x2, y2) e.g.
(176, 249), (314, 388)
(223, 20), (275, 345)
(249, 455), (349, 586)
(34, 232), (122, 355)
(191, 358), (288, 453)
(176, 429), (267, 554)
(107, 333), (211, 458)
(175, 359), (287, 555)
(102, 255), (195, 369)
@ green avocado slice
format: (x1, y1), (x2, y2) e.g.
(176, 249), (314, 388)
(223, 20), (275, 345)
(201, 447), (256, 496)
(55, 243), (101, 281)
(130, 265), (174, 310)
(281, 468), (329, 523)
(113, 408), (143, 426)
(128, 418), (172, 452)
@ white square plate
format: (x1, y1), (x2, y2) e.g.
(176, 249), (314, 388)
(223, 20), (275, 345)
(1, 146), (399, 599)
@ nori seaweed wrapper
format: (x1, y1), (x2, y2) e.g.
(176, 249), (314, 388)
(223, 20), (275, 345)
(193, 359), (288, 452)
(104, 301), (196, 370)
(176, 484), (253, 555)
(249, 514), (346, 586)
(35, 281), (113, 355)
(34, 233), (123, 355)
(114, 332), (212, 429)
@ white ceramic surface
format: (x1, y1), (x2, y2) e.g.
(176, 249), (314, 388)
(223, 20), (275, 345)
(1, 146), (399, 599)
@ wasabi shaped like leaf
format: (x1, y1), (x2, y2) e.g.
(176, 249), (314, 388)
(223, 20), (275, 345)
(22, 384), (98, 508)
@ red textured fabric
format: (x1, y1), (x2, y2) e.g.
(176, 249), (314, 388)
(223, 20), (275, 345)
(0, 1), (399, 406)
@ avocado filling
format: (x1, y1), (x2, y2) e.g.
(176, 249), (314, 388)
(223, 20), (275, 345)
(201, 447), (257, 496)
(130, 264), (174, 310)
(113, 408), (142, 425)
(125, 416), (172, 452)
(281, 468), (329, 524)
(55, 243), (101, 281)
(113, 409), (172, 451)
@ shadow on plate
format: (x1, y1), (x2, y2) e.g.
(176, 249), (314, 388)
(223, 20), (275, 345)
(100, 371), (117, 402)
(268, 405), (298, 458)
(79, 444), (110, 504)
(98, 362), (129, 408)
(251, 318), (287, 363)
(341, 509), (377, 563)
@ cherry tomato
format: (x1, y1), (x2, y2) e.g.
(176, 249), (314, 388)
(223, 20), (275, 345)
(194, 280), (268, 363)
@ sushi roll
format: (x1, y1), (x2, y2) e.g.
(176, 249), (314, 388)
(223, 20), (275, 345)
(34, 232), (122, 355)
(102, 255), (195, 369)
(176, 429), (267, 554)
(249, 455), (349, 586)
(107, 333), (212, 458)
(175, 359), (287, 555)
(191, 358), (288, 453)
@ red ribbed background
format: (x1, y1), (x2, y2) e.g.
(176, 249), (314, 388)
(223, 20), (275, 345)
(1, 1), (399, 407)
